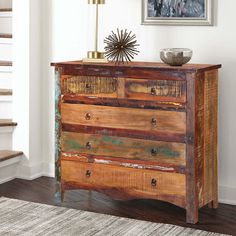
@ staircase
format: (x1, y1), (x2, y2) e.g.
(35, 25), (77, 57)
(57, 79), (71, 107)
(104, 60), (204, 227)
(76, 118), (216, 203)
(0, 1), (23, 183)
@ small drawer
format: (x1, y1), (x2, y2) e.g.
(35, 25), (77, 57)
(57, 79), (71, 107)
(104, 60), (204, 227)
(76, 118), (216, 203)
(61, 132), (186, 166)
(61, 75), (117, 98)
(61, 161), (186, 207)
(61, 103), (186, 135)
(125, 79), (186, 103)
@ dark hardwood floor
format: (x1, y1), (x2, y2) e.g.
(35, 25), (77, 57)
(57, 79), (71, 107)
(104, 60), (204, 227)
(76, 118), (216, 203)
(0, 177), (235, 235)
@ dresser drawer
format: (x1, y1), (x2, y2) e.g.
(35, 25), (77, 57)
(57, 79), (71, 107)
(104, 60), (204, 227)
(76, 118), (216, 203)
(61, 104), (186, 135)
(61, 75), (117, 98)
(61, 132), (186, 166)
(125, 79), (186, 103)
(61, 160), (186, 207)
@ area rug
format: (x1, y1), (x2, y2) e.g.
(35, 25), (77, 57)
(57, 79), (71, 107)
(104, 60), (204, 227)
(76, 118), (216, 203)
(0, 197), (228, 236)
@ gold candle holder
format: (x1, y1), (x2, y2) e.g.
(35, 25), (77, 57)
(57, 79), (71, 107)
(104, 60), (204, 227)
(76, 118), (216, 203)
(83, 0), (108, 63)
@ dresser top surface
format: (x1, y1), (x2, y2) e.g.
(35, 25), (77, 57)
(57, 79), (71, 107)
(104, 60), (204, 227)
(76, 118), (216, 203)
(51, 61), (221, 72)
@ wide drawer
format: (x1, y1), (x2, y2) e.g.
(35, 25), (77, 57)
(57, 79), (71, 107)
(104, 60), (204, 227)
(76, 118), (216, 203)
(61, 75), (118, 98)
(61, 103), (186, 135)
(61, 132), (186, 166)
(125, 79), (186, 103)
(61, 160), (186, 207)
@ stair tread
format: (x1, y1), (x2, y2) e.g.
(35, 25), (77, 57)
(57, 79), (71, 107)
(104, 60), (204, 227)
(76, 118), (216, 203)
(0, 61), (12, 66)
(0, 8), (12, 12)
(0, 89), (12, 96)
(0, 33), (12, 39)
(0, 150), (23, 162)
(0, 119), (17, 127)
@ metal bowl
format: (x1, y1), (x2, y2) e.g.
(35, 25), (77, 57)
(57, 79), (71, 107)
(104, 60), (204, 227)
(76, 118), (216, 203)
(160, 48), (193, 66)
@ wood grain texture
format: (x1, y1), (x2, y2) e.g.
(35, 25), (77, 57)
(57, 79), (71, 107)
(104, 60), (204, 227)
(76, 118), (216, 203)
(186, 73), (199, 224)
(0, 61), (12, 67)
(0, 150), (23, 162)
(0, 89), (12, 96)
(0, 33), (12, 38)
(0, 119), (17, 127)
(61, 132), (186, 166)
(204, 70), (218, 208)
(52, 61), (220, 224)
(61, 103), (186, 135)
(51, 61), (221, 73)
(55, 68), (63, 200)
(195, 73), (205, 208)
(63, 96), (186, 111)
(61, 75), (117, 98)
(125, 79), (186, 103)
(61, 160), (186, 208)
(61, 152), (186, 174)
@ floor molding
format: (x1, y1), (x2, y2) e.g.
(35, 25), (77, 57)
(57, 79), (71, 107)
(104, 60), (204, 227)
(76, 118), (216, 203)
(219, 185), (236, 205)
(0, 157), (21, 184)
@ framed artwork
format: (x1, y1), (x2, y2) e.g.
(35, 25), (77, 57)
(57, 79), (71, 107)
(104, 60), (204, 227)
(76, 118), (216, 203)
(142, 0), (213, 26)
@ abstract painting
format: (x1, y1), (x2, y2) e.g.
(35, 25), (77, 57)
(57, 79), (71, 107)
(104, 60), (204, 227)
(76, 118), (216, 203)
(142, 0), (213, 25)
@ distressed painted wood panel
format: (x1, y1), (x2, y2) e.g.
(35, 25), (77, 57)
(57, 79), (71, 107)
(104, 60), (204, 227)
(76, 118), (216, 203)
(63, 95), (186, 111)
(61, 132), (186, 166)
(203, 70), (218, 207)
(195, 73), (205, 208)
(61, 75), (117, 98)
(186, 73), (199, 224)
(125, 79), (186, 103)
(61, 152), (185, 174)
(55, 68), (62, 201)
(61, 160), (186, 207)
(52, 61), (221, 224)
(61, 103), (186, 135)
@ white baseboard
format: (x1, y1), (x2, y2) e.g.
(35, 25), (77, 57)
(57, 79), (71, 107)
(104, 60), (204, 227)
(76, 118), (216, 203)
(219, 185), (236, 205)
(16, 162), (44, 180)
(42, 162), (54, 177)
(0, 157), (21, 184)
(16, 162), (54, 180)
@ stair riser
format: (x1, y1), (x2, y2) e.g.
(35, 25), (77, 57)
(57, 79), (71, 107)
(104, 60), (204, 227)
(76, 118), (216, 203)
(0, 73), (12, 89)
(0, 129), (12, 150)
(0, 160), (21, 184)
(0, 42), (12, 61)
(0, 17), (12, 34)
(0, 100), (12, 119)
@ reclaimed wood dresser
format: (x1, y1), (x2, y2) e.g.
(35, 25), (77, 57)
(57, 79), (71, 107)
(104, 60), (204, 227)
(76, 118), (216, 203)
(51, 61), (221, 224)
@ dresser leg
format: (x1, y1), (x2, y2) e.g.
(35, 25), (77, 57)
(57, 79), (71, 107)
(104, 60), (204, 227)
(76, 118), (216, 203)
(208, 198), (218, 209)
(60, 183), (65, 202)
(186, 206), (199, 224)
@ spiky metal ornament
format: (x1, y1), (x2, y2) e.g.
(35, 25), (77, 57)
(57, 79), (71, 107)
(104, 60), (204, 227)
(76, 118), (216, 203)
(104, 29), (140, 63)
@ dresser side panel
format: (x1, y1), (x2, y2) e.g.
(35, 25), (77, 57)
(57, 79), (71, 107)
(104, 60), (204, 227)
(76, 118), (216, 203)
(203, 70), (218, 206)
(195, 73), (205, 207)
(55, 67), (63, 201)
(186, 73), (199, 224)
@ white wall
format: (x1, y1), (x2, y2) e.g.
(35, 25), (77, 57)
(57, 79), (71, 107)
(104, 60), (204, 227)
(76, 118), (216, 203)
(13, 0), (44, 179)
(41, 0), (236, 204)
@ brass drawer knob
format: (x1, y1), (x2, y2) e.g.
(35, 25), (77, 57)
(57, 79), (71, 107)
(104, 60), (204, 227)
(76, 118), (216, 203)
(151, 87), (156, 95)
(85, 113), (91, 120)
(151, 118), (157, 126)
(86, 170), (91, 178)
(86, 142), (92, 150)
(151, 148), (158, 156)
(151, 178), (157, 187)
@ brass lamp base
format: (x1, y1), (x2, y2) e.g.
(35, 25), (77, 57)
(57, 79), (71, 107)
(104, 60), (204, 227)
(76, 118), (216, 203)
(83, 51), (108, 63)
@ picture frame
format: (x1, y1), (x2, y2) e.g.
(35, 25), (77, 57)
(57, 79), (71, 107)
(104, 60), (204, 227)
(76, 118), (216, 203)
(142, 0), (213, 26)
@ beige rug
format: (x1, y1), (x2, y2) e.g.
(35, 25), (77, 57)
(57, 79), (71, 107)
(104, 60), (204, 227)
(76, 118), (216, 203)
(0, 197), (229, 236)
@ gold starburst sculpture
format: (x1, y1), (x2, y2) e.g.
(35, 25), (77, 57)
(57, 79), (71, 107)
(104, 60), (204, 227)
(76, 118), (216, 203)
(104, 29), (140, 63)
